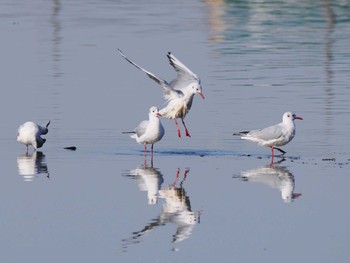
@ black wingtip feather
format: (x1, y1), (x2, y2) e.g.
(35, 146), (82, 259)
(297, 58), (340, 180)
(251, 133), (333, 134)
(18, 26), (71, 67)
(233, 131), (249, 136)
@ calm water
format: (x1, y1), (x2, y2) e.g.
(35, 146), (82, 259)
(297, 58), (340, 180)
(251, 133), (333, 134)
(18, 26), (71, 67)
(1, 0), (350, 262)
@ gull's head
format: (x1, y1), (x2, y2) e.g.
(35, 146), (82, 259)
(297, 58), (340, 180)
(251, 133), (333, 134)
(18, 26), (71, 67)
(190, 81), (204, 99)
(42, 120), (51, 135)
(149, 106), (161, 117)
(283, 112), (303, 122)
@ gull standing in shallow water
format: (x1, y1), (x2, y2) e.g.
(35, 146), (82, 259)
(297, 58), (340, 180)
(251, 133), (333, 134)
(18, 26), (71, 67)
(234, 112), (303, 161)
(118, 49), (204, 138)
(123, 106), (165, 155)
(17, 121), (50, 154)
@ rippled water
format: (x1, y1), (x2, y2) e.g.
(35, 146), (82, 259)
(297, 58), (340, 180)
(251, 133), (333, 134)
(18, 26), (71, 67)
(1, 0), (350, 262)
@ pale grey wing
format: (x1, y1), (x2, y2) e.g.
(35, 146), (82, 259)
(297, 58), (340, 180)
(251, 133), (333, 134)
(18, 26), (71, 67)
(118, 49), (178, 99)
(134, 120), (149, 137)
(248, 124), (284, 141)
(167, 52), (200, 89)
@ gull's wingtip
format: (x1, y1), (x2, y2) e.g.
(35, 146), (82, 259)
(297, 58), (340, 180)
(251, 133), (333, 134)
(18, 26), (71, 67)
(233, 131), (249, 136)
(117, 48), (125, 56)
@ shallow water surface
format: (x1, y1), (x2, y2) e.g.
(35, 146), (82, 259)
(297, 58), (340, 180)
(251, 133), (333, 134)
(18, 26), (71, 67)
(1, 0), (350, 262)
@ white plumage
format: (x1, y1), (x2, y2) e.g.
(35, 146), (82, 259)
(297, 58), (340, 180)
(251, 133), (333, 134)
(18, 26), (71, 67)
(17, 121), (50, 153)
(118, 49), (204, 138)
(126, 106), (165, 152)
(235, 112), (302, 157)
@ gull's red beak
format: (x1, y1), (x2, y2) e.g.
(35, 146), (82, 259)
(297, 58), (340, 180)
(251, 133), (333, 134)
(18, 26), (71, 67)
(198, 92), (205, 99)
(294, 116), (303, 120)
(156, 112), (162, 117)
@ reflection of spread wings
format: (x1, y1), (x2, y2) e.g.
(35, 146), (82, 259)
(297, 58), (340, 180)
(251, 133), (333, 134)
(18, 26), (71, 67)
(121, 199), (199, 250)
(121, 168), (200, 251)
(121, 216), (163, 250)
(121, 187), (199, 250)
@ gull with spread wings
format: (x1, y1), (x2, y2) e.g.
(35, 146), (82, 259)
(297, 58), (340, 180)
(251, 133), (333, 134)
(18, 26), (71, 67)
(118, 49), (204, 138)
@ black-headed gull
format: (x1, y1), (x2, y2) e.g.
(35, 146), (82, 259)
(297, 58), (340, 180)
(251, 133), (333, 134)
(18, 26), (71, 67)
(118, 49), (204, 138)
(17, 121), (50, 153)
(123, 106), (165, 153)
(234, 112), (302, 158)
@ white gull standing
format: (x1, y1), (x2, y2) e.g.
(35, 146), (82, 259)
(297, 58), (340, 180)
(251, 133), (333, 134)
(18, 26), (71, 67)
(234, 112), (302, 160)
(17, 121), (50, 154)
(123, 106), (165, 154)
(118, 49), (204, 138)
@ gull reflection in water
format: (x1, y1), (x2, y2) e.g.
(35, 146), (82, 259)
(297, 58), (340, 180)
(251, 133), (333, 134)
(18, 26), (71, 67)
(17, 151), (49, 181)
(124, 165), (164, 205)
(235, 162), (301, 203)
(122, 167), (201, 251)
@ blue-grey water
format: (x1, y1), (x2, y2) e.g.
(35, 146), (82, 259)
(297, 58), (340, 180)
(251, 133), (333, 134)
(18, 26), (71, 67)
(1, 0), (350, 262)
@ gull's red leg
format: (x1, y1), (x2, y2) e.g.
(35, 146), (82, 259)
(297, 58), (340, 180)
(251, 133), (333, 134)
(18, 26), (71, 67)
(173, 168), (180, 186)
(181, 118), (191, 137)
(174, 119), (181, 138)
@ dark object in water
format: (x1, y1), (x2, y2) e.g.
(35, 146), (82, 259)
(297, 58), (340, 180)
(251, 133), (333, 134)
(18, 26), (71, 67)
(322, 158), (336, 161)
(64, 146), (77, 151)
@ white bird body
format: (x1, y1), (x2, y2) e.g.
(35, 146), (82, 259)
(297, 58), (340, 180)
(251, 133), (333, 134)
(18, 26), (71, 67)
(127, 106), (165, 152)
(235, 112), (302, 157)
(118, 49), (204, 137)
(17, 121), (50, 153)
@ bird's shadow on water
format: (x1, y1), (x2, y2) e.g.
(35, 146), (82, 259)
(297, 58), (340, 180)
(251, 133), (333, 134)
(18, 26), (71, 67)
(116, 148), (302, 161)
(118, 148), (242, 157)
(156, 149), (302, 163)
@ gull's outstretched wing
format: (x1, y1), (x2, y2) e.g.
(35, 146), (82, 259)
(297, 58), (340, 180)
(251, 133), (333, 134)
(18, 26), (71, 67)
(118, 49), (183, 100)
(167, 52), (200, 89)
